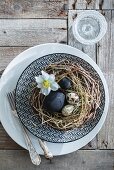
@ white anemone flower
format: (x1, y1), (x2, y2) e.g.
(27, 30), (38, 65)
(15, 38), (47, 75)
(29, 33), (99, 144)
(35, 71), (59, 96)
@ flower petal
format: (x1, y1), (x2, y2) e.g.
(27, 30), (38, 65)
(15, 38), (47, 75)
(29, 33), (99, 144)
(37, 83), (42, 88)
(41, 71), (49, 80)
(35, 75), (43, 83)
(48, 74), (55, 82)
(41, 87), (51, 96)
(47, 87), (51, 95)
(51, 82), (59, 91)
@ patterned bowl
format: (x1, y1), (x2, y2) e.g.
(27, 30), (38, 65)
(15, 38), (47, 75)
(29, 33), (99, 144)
(15, 52), (106, 143)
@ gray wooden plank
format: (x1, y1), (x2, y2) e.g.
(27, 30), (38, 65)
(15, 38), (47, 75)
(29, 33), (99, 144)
(0, 150), (114, 170)
(0, 47), (28, 72)
(97, 10), (114, 149)
(68, 10), (97, 149)
(0, 19), (67, 46)
(0, 0), (68, 18)
(69, 0), (114, 10)
(96, 10), (114, 73)
(69, 0), (97, 10)
(97, 73), (114, 149)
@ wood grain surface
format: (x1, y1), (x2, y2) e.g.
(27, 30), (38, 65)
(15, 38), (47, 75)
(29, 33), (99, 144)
(0, 0), (114, 169)
(0, 19), (67, 46)
(0, 0), (68, 18)
(69, 0), (114, 10)
(97, 10), (114, 149)
(1, 150), (114, 170)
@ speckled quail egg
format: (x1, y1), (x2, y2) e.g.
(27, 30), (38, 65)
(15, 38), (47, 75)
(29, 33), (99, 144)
(62, 105), (74, 116)
(66, 92), (79, 105)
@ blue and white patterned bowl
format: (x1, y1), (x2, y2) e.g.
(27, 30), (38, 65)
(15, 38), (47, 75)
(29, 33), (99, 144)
(15, 53), (105, 143)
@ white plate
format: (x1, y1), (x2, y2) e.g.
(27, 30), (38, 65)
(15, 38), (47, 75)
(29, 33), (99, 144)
(0, 43), (109, 155)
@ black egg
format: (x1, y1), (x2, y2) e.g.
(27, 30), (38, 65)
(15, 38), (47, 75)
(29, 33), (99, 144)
(59, 77), (71, 90)
(43, 91), (65, 113)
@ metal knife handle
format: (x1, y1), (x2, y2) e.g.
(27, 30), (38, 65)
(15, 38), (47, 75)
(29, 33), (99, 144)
(38, 139), (53, 159)
(23, 127), (41, 165)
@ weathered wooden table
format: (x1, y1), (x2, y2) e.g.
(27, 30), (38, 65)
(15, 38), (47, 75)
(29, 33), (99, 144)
(0, 0), (114, 169)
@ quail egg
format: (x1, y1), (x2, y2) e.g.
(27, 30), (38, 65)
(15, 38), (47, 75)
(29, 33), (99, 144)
(62, 105), (74, 116)
(66, 92), (79, 105)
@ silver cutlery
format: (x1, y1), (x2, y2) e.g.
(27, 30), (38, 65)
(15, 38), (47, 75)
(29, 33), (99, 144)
(7, 91), (53, 165)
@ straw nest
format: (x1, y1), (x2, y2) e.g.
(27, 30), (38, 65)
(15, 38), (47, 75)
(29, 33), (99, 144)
(30, 60), (101, 131)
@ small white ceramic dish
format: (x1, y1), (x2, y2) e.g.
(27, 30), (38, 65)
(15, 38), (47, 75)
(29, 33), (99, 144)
(0, 43), (109, 155)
